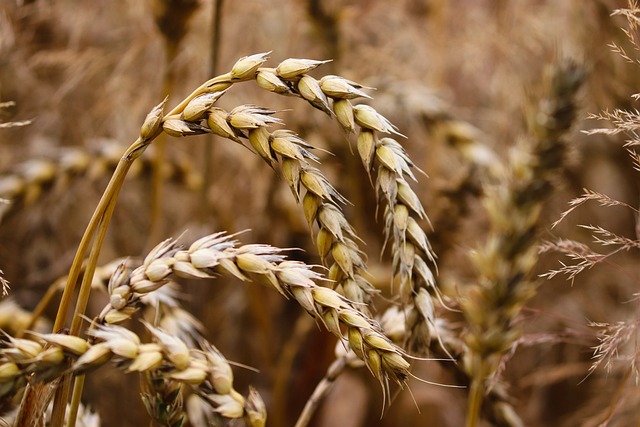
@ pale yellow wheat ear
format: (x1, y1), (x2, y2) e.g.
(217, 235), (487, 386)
(0, 232), (411, 425)
(461, 59), (585, 427)
(251, 56), (444, 353)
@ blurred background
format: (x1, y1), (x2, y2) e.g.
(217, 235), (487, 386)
(1, 0), (639, 425)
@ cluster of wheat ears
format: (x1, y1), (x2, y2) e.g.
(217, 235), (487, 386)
(2, 1), (640, 427)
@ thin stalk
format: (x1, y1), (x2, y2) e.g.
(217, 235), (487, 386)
(49, 375), (72, 427)
(466, 372), (484, 427)
(67, 319), (100, 427)
(294, 355), (348, 427)
(149, 42), (177, 244)
(50, 160), (132, 427)
(70, 184), (120, 336)
(272, 314), (314, 426)
(67, 374), (86, 427)
(47, 73), (232, 427)
(201, 0), (225, 219)
(51, 157), (132, 333)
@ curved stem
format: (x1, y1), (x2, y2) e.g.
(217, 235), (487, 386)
(466, 376), (484, 427)
(294, 355), (348, 427)
(51, 157), (131, 333)
(272, 314), (314, 426)
(70, 191), (119, 335)
(50, 141), (142, 427)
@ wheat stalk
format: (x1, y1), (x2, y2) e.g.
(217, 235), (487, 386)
(461, 59), (585, 427)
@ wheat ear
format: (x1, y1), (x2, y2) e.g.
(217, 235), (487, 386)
(461, 60), (585, 427)
(249, 58), (444, 353)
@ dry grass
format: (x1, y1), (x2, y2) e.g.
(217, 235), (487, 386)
(2, 0), (640, 426)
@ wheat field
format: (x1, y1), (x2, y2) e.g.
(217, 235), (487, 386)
(1, 0), (639, 426)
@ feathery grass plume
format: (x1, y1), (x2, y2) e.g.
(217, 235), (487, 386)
(539, 8), (640, 420)
(0, 143), (201, 224)
(461, 59), (585, 427)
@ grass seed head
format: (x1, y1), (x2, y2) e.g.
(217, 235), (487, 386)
(35, 333), (90, 355)
(182, 91), (227, 122)
(207, 393), (245, 419)
(73, 343), (113, 374)
(207, 108), (240, 142)
(162, 117), (209, 137)
(168, 366), (208, 385)
(128, 349), (164, 372)
(353, 104), (406, 138)
(140, 97), (168, 141)
(0, 362), (20, 382)
(34, 346), (65, 366)
(145, 259), (173, 282)
(145, 323), (191, 371)
(246, 386), (267, 427)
